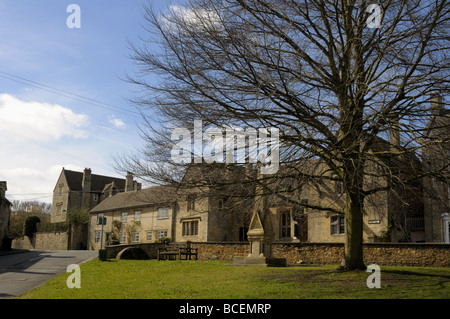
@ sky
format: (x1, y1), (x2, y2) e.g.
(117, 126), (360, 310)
(0, 0), (180, 204)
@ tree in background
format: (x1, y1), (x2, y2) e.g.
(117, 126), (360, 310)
(9, 200), (51, 238)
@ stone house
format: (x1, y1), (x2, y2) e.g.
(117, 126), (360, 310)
(85, 96), (449, 247)
(50, 167), (140, 249)
(423, 92), (450, 243)
(173, 164), (254, 243)
(87, 154), (423, 249)
(0, 181), (12, 249)
(51, 168), (141, 223)
(88, 185), (177, 250)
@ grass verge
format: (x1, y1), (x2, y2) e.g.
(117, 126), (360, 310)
(17, 259), (450, 299)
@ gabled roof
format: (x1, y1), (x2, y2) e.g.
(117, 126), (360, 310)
(90, 185), (177, 213)
(63, 169), (126, 192)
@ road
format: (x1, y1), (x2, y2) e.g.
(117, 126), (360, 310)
(0, 250), (97, 299)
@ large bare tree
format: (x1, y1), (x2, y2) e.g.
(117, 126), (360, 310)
(120, 0), (450, 270)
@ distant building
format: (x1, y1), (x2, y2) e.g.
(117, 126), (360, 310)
(0, 181), (12, 249)
(51, 168), (140, 223)
(49, 168), (140, 250)
(26, 205), (44, 214)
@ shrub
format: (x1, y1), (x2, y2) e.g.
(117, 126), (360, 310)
(23, 216), (41, 237)
(65, 208), (89, 225)
(155, 237), (171, 244)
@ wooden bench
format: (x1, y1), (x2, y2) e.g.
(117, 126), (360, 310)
(157, 242), (198, 261)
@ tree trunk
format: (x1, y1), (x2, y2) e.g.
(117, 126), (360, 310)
(340, 187), (366, 270)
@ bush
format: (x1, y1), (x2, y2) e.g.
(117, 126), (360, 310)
(65, 208), (89, 225)
(23, 216), (41, 237)
(155, 237), (171, 244)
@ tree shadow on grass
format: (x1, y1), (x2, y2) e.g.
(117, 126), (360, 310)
(381, 269), (450, 281)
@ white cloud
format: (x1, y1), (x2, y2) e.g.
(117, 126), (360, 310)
(0, 93), (88, 142)
(108, 115), (126, 128)
(162, 5), (224, 34)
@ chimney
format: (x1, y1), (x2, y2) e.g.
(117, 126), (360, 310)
(430, 91), (443, 118)
(389, 118), (401, 151)
(125, 172), (134, 192)
(0, 181), (7, 199)
(81, 168), (92, 210)
(133, 181), (142, 191)
(82, 168), (92, 193)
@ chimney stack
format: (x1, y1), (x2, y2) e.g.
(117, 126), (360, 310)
(133, 181), (142, 191)
(389, 118), (401, 151)
(430, 91), (443, 118)
(0, 181), (7, 199)
(81, 168), (92, 210)
(125, 172), (134, 192)
(82, 168), (92, 193)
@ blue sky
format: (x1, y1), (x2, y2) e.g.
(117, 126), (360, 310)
(0, 0), (178, 203)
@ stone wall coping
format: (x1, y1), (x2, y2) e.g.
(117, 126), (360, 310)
(187, 241), (450, 248)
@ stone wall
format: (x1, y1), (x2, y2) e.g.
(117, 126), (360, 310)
(102, 241), (450, 267)
(12, 232), (68, 250)
(177, 242), (450, 267)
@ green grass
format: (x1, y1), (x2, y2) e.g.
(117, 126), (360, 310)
(17, 259), (450, 299)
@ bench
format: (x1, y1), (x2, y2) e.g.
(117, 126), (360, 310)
(157, 242), (198, 261)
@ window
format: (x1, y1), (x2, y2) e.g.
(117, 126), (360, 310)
(97, 213), (104, 225)
(182, 220), (199, 236)
(187, 196), (195, 211)
(157, 229), (168, 239)
(146, 231), (153, 242)
(93, 194), (98, 202)
(336, 181), (344, 195)
(132, 231), (140, 243)
(239, 227), (248, 241)
(331, 216), (345, 235)
(280, 211), (291, 238)
(218, 198), (224, 210)
(58, 184), (63, 195)
(94, 230), (102, 244)
(158, 207), (169, 219)
(121, 212), (128, 223)
(56, 203), (62, 215)
(134, 210), (141, 222)
(119, 232), (126, 243)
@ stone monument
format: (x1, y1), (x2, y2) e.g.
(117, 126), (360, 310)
(233, 162), (286, 267)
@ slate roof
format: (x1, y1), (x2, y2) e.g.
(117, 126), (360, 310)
(63, 169), (126, 192)
(90, 185), (177, 213)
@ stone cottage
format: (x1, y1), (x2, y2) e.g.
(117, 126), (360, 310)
(88, 185), (177, 250)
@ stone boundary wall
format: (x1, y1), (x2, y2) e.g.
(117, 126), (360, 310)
(12, 232), (68, 250)
(105, 242), (450, 267)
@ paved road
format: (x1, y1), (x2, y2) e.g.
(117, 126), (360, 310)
(0, 250), (97, 299)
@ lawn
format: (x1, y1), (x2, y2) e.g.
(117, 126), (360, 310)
(18, 259), (450, 299)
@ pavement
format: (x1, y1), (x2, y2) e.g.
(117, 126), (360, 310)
(0, 249), (98, 299)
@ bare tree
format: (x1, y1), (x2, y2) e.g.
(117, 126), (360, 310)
(120, 0), (450, 269)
